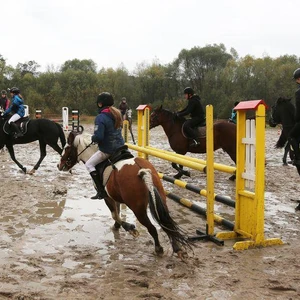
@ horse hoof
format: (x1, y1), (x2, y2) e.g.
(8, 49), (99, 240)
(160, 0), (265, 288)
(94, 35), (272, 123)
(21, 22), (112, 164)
(173, 173), (182, 179)
(229, 174), (236, 181)
(155, 246), (164, 256)
(28, 169), (35, 175)
(22, 168), (27, 174)
(129, 229), (139, 238)
(177, 250), (188, 261)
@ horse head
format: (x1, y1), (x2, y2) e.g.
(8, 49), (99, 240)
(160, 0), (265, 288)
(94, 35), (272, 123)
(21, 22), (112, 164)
(269, 97), (293, 127)
(57, 131), (81, 171)
(150, 105), (183, 129)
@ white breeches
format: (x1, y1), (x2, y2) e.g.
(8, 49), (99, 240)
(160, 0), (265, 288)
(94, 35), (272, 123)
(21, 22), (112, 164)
(8, 114), (21, 124)
(85, 150), (110, 173)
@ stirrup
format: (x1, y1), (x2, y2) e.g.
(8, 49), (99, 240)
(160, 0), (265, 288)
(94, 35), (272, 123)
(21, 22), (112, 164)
(190, 139), (200, 147)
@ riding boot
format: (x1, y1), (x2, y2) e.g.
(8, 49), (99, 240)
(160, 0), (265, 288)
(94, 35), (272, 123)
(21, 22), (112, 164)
(90, 171), (107, 200)
(10, 122), (23, 138)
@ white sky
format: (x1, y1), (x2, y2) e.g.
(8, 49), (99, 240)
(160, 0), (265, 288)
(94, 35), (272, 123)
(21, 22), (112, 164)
(1, 0), (299, 71)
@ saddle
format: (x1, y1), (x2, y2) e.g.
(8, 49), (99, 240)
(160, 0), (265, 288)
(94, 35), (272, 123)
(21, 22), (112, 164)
(95, 145), (134, 186)
(182, 120), (206, 140)
(3, 117), (30, 136)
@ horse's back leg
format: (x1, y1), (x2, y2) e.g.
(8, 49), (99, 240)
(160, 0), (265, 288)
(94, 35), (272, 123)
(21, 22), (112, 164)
(6, 144), (27, 173)
(283, 143), (289, 165)
(134, 209), (163, 255)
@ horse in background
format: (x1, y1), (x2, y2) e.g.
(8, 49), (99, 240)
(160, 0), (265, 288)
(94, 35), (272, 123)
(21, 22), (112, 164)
(150, 106), (237, 180)
(0, 115), (66, 174)
(57, 131), (192, 258)
(269, 97), (295, 165)
(123, 108), (136, 144)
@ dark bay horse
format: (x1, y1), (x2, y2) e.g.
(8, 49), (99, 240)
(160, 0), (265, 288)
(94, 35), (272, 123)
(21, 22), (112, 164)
(269, 97), (295, 165)
(150, 106), (237, 180)
(57, 131), (192, 258)
(0, 116), (66, 174)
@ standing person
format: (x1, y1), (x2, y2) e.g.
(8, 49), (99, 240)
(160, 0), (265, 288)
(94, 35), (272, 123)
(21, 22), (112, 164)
(229, 101), (240, 124)
(174, 87), (205, 147)
(2, 87), (25, 138)
(119, 97), (129, 120)
(289, 68), (300, 166)
(0, 90), (10, 111)
(86, 92), (125, 199)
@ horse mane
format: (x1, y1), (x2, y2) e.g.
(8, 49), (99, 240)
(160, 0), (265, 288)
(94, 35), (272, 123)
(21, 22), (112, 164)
(156, 107), (186, 123)
(74, 132), (92, 148)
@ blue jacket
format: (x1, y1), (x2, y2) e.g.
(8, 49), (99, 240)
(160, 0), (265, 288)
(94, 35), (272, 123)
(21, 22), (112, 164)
(92, 108), (124, 154)
(3, 95), (25, 117)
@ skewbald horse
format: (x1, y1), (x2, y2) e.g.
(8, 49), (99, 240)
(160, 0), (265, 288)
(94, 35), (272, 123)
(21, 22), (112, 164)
(57, 131), (192, 258)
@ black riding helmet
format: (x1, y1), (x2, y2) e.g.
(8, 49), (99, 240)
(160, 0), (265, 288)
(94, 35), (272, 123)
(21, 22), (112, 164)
(293, 68), (300, 80)
(1, 90), (7, 95)
(96, 92), (114, 107)
(8, 87), (20, 94)
(183, 87), (194, 95)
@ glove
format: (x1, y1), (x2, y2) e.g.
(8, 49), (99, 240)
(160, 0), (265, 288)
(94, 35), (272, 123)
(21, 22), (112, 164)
(91, 135), (98, 143)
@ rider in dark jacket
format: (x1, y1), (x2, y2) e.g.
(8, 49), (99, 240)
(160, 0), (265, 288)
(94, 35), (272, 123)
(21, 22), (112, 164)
(289, 68), (300, 166)
(85, 92), (125, 199)
(175, 87), (205, 147)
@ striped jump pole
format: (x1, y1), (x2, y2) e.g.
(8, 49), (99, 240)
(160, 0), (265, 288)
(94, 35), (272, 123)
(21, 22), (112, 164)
(165, 191), (234, 231)
(158, 172), (235, 208)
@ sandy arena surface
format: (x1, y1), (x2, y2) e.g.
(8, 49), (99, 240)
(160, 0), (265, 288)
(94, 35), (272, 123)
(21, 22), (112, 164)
(0, 125), (299, 300)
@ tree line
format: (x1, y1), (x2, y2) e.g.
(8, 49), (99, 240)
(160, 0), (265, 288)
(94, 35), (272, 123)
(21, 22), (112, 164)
(0, 43), (299, 118)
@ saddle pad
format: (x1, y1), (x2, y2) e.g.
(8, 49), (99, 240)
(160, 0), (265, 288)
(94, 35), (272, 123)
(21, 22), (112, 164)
(103, 158), (136, 186)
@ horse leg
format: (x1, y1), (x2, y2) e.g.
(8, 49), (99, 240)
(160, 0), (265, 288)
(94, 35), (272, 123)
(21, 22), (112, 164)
(171, 163), (190, 179)
(49, 142), (63, 155)
(28, 140), (47, 174)
(129, 126), (136, 145)
(134, 210), (163, 255)
(104, 198), (138, 235)
(283, 143), (289, 165)
(6, 144), (27, 173)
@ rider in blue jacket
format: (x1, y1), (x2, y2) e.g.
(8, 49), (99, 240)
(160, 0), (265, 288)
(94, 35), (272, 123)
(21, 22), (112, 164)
(85, 92), (125, 199)
(2, 87), (25, 138)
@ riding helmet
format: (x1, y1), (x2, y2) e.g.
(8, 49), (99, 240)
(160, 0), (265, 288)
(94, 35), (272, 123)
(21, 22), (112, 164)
(293, 68), (300, 80)
(8, 87), (20, 94)
(1, 90), (7, 95)
(96, 92), (114, 107)
(183, 87), (194, 95)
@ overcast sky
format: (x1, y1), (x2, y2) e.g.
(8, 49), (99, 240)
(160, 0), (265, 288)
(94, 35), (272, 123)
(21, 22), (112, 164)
(1, 0), (299, 71)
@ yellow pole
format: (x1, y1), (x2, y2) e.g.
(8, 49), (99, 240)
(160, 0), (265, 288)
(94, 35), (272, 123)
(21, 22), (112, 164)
(206, 105), (215, 235)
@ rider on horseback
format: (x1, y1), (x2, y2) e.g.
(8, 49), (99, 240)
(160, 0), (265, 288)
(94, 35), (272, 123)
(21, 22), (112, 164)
(174, 87), (205, 147)
(289, 68), (300, 166)
(119, 97), (129, 120)
(2, 87), (24, 139)
(86, 92), (125, 199)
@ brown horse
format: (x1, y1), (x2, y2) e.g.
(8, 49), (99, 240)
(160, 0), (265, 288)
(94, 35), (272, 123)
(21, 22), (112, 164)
(57, 131), (192, 258)
(150, 106), (237, 180)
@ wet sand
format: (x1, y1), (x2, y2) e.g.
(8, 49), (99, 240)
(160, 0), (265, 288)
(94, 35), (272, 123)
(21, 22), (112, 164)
(0, 126), (299, 300)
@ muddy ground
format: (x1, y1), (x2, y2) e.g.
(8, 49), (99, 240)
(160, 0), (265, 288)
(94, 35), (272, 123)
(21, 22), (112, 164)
(0, 125), (299, 300)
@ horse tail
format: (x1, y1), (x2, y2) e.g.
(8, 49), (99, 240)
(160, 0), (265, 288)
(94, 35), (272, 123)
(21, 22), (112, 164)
(56, 123), (66, 148)
(138, 168), (192, 251)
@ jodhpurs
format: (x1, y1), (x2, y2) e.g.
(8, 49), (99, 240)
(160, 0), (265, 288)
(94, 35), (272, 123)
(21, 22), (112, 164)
(85, 150), (110, 173)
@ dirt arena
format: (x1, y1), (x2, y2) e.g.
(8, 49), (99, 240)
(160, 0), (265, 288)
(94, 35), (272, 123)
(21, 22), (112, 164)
(0, 125), (299, 300)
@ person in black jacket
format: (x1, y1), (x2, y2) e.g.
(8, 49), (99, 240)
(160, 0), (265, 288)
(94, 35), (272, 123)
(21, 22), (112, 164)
(175, 87), (205, 147)
(289, 68), (300, 166)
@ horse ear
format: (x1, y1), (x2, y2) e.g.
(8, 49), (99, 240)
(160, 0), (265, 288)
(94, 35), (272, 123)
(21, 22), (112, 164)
(159, 105), (163, 109)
